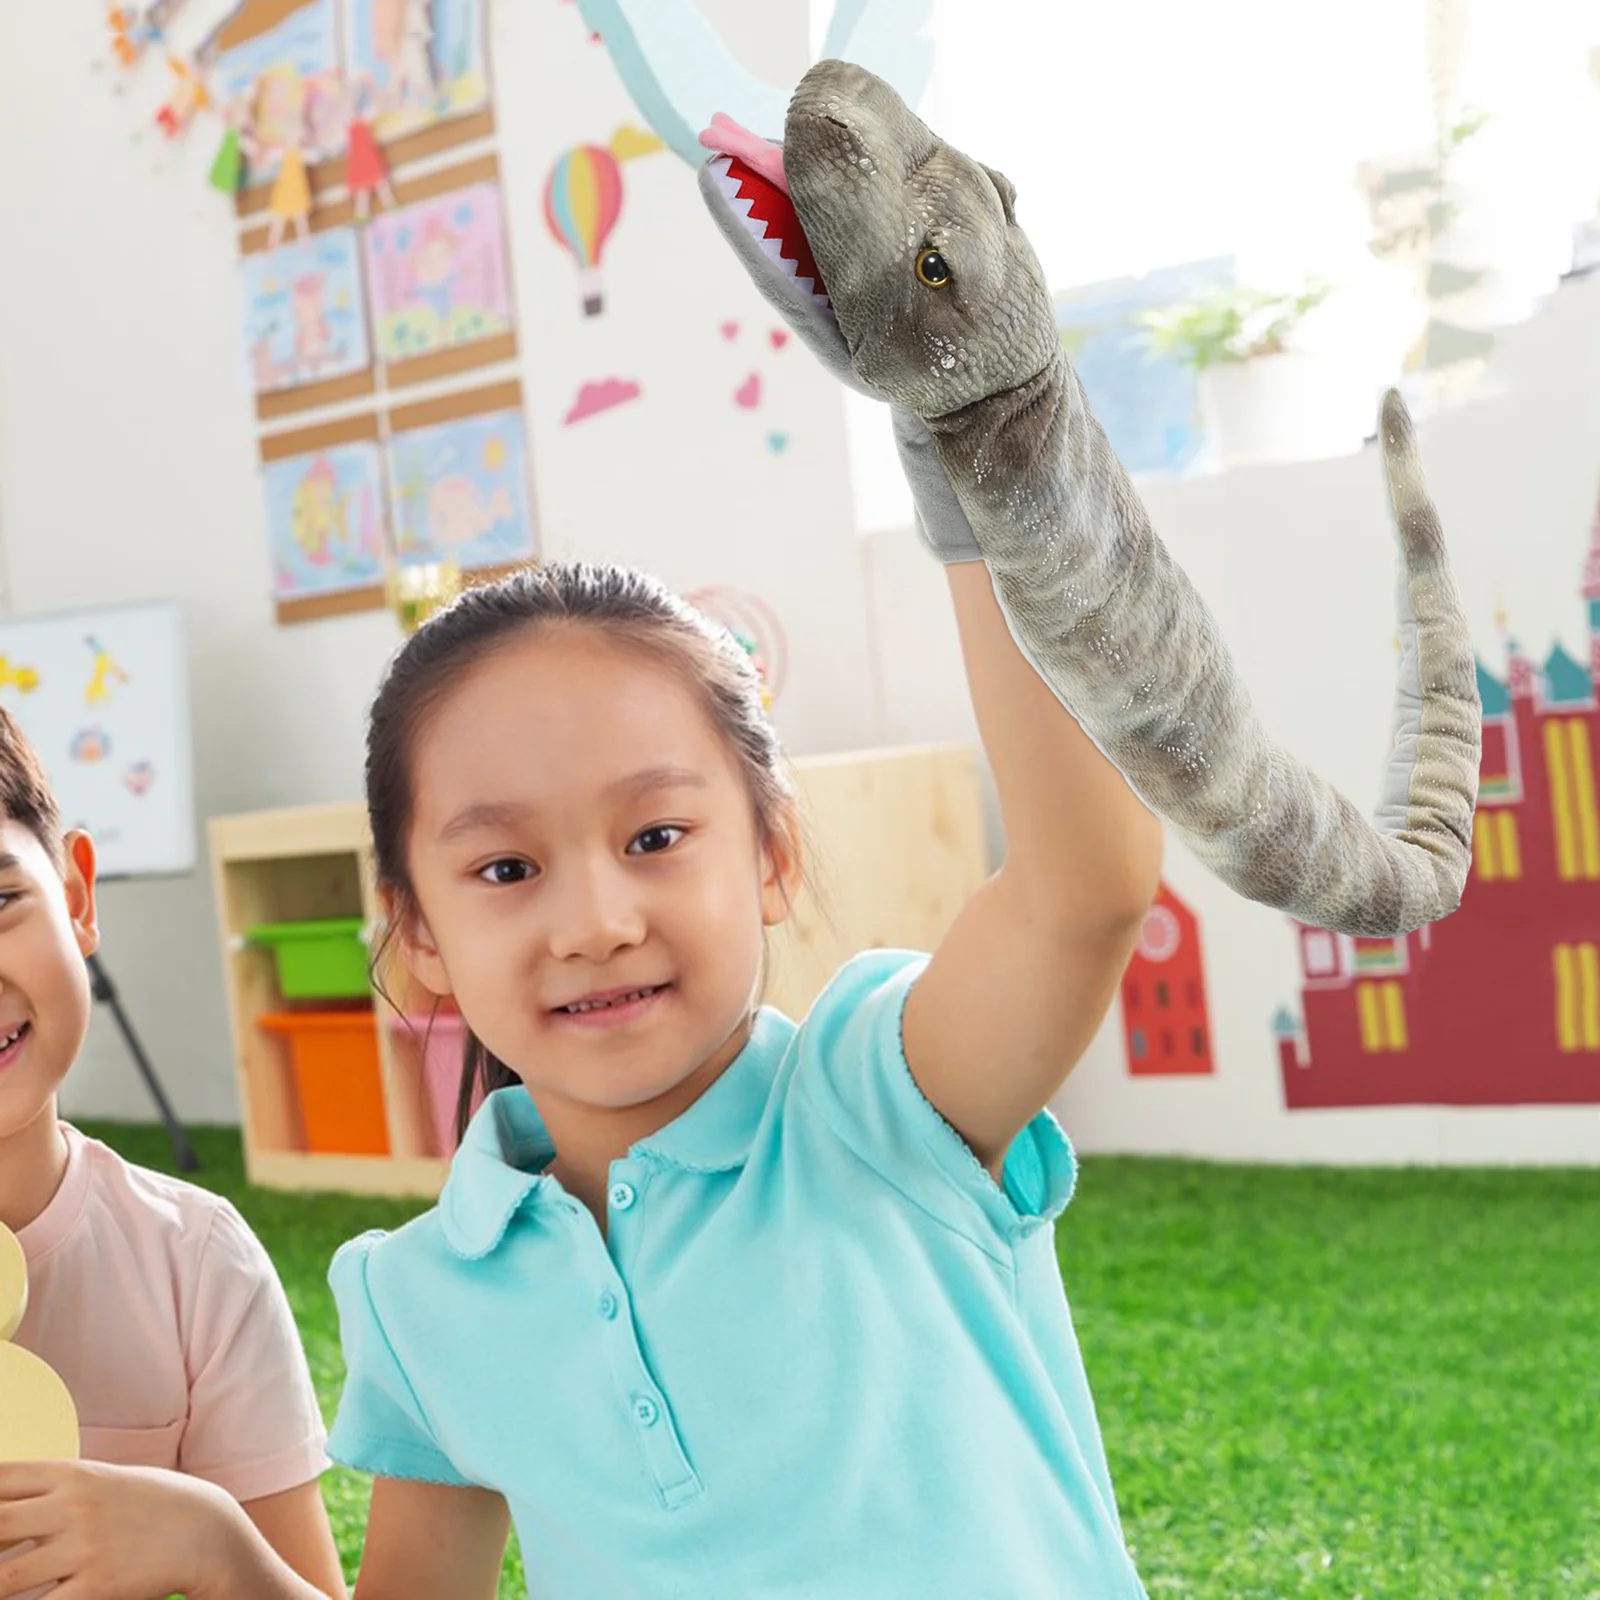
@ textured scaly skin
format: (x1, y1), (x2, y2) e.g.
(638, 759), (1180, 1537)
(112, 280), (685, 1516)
(771, 61), (1481, 937)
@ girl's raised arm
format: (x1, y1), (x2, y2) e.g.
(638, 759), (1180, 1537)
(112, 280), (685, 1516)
(349, 1478), (511, 1600)
(901, 560), (1164, 1174)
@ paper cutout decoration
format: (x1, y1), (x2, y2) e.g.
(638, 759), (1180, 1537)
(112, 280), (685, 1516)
(0, 1221), (80, 1465)
(1119, 883), (1213, 1075)
(344, 77), (396, 221)
(339, 0), (490, 143)
(684, 586), (787, 709)
(154, 55), (210, 138)
(576, 0), (933, 168)
(240, 229), (370, 394)
(365, 183), (512, 362)
(263, 442), (388, 603)
(767, 432), (788, 454)
(387, 410), (535, 573)
(563, 377), (641, 425)
(83, 638), (131, 707)
(267, 144), (313, 247)
(70, 729), (113, 765)
(210, 1), (342, 179)
(125, 761), (157, 797)
(734, 373), (761, 409)
(0, 658), (40, 695)
(542, 127), (665, 317)
(543, 142), (624, 317)
(1277, 495), (1600, 1107)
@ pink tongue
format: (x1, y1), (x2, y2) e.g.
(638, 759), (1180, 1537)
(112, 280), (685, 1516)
(699, 112), (789, 195)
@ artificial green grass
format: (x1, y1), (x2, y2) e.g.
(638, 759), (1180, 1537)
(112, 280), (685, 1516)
(81, 1123), (1599, 1598)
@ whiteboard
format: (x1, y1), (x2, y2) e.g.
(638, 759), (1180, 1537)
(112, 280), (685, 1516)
(0, 601), (194, 879)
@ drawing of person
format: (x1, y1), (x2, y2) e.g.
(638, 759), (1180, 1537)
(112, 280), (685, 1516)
(291, 274), (331, 377)
(345, 75), (396, 222)
(289, 456), (344, 565)
(411, 217), (459, 330)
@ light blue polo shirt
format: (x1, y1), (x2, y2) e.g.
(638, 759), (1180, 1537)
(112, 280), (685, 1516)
(328, 949), (1147, 1598)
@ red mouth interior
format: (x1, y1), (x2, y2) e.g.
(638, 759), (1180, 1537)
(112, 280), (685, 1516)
(716, 156), (830, 305)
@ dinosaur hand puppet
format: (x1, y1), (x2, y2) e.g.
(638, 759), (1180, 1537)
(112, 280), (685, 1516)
(697, 62), (1482, 939)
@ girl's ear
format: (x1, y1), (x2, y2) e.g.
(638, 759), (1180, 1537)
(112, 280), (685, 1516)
(759, 811), (805, 930)
(383, 885), (452, 999)
(63, 831), (100, 959)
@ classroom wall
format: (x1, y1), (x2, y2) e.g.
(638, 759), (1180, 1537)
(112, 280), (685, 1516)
(0, 1), (878, 1123)
(1, 3), (1596, 1165)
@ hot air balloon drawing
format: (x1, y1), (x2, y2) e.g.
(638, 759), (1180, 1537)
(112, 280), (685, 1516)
(543, 143), (624, 317)
(541, 126), (664, 317)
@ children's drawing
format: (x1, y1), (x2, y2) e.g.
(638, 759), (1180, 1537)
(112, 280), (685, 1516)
(387, 410), (534, 573)
(241, 230), (369, 393)
(684, 586), (787, 708)
(84, 638), (131, 707)
(263, 442), (388, 601)
(365, 183), (512, 362)
(340, 0), (490, 141)
(0, 658), (40, 695)
(70, 729), (113, 765)
(209, 1), (341, 177)
(124, 762), (156, 798)
(563, 377), (640, 425)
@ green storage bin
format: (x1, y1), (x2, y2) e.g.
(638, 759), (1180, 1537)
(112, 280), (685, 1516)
(247, 917), (370, 1001)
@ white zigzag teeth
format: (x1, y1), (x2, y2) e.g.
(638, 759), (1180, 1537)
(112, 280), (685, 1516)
(711, 153), (831, 309)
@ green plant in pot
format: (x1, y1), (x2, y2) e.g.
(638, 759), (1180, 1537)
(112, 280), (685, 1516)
(1133, 278), (1343, 466)
(1136, 279), (1331, 373)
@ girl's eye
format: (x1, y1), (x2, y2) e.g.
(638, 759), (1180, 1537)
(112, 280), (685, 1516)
(478, 858), (535, 885)
(628, 825), (685, 856)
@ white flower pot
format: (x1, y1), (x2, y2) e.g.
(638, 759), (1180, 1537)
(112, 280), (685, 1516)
(1198, 351), (1368, 469)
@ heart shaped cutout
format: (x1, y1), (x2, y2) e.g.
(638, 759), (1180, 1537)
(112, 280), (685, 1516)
(734, 373), (761, 409)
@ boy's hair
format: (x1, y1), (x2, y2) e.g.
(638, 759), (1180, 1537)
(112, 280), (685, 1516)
(0, 707), (64, 870)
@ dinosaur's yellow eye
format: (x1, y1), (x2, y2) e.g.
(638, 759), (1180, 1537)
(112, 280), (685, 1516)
(915, 248), (951, 288)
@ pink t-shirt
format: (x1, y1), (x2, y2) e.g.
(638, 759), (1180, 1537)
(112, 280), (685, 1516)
(13, 1123), (328, 1503)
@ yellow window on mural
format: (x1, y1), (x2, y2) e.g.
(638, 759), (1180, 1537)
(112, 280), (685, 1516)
(1496, 811), (1522, 879)
(1545, 719), (1600, 881)
(1474, 811), (1498, 880)
(1357, 981), (1409, 1052)
(1553, 943), (1600, 1052)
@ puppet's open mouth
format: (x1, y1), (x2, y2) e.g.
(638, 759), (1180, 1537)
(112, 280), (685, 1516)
(701, 119), (831, 312)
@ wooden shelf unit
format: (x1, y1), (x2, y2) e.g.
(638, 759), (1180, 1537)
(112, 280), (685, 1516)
(209, 745), (989, 1196)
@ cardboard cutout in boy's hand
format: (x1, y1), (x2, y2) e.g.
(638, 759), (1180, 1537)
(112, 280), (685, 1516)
(1, 1221), (78, 1594)
(0, 1222), (78, 1463)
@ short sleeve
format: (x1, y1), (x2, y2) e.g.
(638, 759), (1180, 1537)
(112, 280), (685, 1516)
(327, 1232), (472, 1487)
(179, 1199), (330, 1502)
(797, 950), (1077, 1246)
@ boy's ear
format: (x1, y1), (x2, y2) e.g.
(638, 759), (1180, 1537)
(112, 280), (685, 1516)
(63, 831), (100, 959)
(382, 886), (452, 999)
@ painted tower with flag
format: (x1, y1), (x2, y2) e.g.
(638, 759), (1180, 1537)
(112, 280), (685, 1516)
(1277, 490), (1600, 1107)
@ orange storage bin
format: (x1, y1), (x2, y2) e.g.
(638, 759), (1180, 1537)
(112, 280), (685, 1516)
(259, 1010), (390, 1156)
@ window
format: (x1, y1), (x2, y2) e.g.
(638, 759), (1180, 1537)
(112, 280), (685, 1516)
(1545, 719), (1600, 881)
(1552, 943), (1600, 1052)
(1356, 981), (1409, 1052)
(1496, 812), (1522, 879)
(1302, 930), (1339, 978)
(1474, 810), (1499, 880)
(1127, 982), (1141, 1012)
(1155, 981), (1170, 1008)
(1130, 1027), (1148, 1061)
(1191, 1028), (1206, 1056)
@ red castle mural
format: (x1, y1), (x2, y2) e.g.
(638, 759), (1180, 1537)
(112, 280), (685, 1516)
(1277, 490), (1600, 1108)
(1121, 882), (1214, 1076)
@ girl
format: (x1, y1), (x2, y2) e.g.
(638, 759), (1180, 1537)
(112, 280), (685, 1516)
(329, 558), (1162, 1596)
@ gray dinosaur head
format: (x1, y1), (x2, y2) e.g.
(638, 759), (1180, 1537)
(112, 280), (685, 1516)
(699, 60), (1060, 418)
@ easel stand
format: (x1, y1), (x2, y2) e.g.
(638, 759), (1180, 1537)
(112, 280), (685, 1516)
(87, 953), (199, 1173)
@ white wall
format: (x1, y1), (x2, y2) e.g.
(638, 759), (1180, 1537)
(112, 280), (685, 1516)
(0, 1), (878, 1122)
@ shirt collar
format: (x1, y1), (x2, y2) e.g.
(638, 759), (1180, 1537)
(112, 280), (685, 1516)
(438, 1006), (794, 1259)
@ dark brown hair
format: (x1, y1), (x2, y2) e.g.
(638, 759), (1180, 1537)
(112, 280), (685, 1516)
(0, 707), (64, 870)
(366, 562), (800, 1147)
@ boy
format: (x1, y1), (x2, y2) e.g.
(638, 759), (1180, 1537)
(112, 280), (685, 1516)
(0, 708), (346, 1599)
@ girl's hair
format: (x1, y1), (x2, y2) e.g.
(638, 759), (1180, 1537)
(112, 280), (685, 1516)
(366, 561), (800, 1147)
